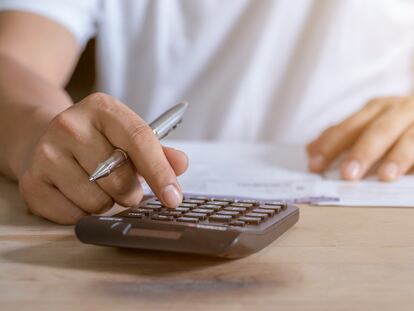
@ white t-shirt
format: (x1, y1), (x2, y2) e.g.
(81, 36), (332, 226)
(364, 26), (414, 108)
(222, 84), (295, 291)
(2, 0), (414, 143)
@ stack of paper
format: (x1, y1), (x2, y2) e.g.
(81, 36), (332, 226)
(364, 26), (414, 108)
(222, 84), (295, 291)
(143, 140), (414, 207)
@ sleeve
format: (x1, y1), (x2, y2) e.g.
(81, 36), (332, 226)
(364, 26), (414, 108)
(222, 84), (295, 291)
(0, 0), (100, 47)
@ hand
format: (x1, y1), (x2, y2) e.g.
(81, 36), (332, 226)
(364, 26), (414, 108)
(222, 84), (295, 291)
(307, 96), (414, 181)
(18, 93), (188, 224)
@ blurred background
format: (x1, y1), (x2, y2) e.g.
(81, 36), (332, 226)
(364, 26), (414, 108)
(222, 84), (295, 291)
(65, 39), (95, 102)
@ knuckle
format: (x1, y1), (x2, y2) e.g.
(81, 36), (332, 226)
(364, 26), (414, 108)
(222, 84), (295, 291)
(127, 123), (154, 145)
(33, 142), (60, 165)
(50, 112), (80, 139)
(85, 92), (109, 105)
(84, 92), (118, 113)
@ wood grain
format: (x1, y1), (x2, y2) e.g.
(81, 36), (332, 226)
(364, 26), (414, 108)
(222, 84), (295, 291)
(1, 175), (414, 311)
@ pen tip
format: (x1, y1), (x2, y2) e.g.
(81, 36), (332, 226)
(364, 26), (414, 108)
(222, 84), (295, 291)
(89, 176), (96, 182)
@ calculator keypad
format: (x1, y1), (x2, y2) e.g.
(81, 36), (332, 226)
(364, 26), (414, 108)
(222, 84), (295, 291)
(123, 196), (288, 229)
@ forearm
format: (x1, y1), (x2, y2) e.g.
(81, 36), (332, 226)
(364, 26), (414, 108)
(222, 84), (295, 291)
(0, 53), (73, 180)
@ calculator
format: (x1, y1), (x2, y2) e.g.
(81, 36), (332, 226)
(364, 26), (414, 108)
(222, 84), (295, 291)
(75, 195), (299, 258)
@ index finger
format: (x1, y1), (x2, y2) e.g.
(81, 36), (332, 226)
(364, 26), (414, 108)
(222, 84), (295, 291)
(81, 93), (183, 208)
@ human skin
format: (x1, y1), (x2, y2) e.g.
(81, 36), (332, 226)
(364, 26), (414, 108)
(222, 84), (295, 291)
(307, 96), (414, 181)
(0, 11), (187, 224)
(1, 12), (413, 224)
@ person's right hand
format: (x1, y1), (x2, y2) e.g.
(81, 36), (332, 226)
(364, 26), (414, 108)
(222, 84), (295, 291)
(18, 93), (188, 224)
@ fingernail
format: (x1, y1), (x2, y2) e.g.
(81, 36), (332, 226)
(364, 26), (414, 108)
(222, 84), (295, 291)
(380, 162), (400, 180)
(161, 184), (182, 207)
(343, 160), (362, 180)
(309, 154), (325, 171)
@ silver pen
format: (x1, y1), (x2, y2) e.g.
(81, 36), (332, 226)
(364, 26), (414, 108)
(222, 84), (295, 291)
(89, 102), (188, 182)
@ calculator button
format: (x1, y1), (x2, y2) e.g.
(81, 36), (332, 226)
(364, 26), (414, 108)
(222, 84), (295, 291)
(151, 215), (174, 221)
(124, 212), (144, 218)
(174, 207), (191, 212)
(217, 211), (240, 218)
(134, 208), (155, 215)
(179, 203), (198, 208)
(199, 204), (222, 211)
(209, 215), (233, 223)
(264, 201), (286, 208)
(252, 208), (275, 216)
(143, 204), (162, 210)
(211, 198), (234, 203)
(238, 200), (259, 205)
(145, 201), (163, 206)
(224, 206), (247, 212)
(238, 216), (262, 225)
(183, 199), (205, 205)
(258, 205), (282, 213)
(192, 208), (215, 215)
(208, 201), (229, 206)
(159, 211), (183, 218)
(229, 220), (246, 227)
(185, 212), (207, 220)
(245, 212), (268, 220)
(177, 217), (199, 223)
(188, 196), (209, 201)
(230, 203), (253, 208)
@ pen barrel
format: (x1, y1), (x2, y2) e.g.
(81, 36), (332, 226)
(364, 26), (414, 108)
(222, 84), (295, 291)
(149, 102), (187, 139)
(103, 149), (128, 171)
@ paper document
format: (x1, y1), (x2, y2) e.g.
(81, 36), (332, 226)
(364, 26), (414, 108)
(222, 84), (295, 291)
(318, 178), (414, 207)
(142, 140), (414, 207)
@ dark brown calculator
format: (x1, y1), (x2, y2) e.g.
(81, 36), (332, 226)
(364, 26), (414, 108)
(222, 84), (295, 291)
(75, 195), (299, 258)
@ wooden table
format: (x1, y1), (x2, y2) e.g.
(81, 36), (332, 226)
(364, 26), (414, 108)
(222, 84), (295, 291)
(1, 175), (414, 311)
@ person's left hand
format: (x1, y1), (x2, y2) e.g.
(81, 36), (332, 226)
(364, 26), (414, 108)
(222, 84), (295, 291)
(307, 96), (414, 181)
